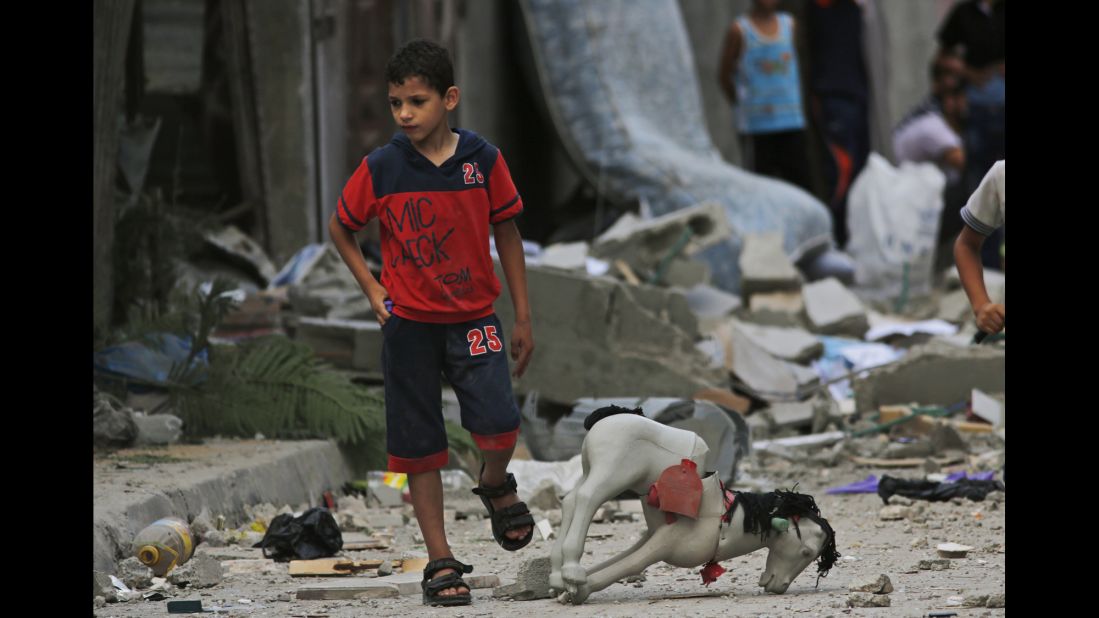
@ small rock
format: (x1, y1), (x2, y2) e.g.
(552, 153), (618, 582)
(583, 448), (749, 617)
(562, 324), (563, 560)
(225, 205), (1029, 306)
(916, 559), (951, 571)
(910, 537), (928, 549)
(117, 557), (154, 589)
(879, 505), (909, 521)
(847, 592), (890, 608)
(93, 596), (106, 608)
(190, 507), (215, 540)
(937, 542), (973, 559)
(377, 560), (394, 576)
(277, 593), (293, 602)
(625, 573), (646, 583)
(203, 529), (230, 547)
(848, 574), (893, 594)
(963, 594), (990, 608)
(527, 480), (563, 511)
(888, 496), (914, 506)
(928, 521), (943, 530)
(167, 553), (225, 589)
(493, 556), (553, 601)
(986, 593), (1005, 608)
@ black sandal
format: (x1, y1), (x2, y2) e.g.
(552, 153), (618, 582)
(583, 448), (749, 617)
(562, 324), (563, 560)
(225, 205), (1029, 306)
(471, 463), (535, 551)
(421, 557), (473, 607)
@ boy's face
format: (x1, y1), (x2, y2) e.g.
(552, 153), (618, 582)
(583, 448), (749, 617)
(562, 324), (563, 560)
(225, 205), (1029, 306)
(388, 76), (459, 142)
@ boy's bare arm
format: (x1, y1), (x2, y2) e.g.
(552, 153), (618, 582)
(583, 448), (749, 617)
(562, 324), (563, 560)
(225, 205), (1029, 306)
(718, 22), (742, 104)
(953, 225), (1004, 334)
(327, 213), (391, 325)
(492, 219), (534, 378)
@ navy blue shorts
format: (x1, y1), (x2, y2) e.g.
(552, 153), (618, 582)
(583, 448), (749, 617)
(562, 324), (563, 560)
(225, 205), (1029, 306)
(381, 312), (520, 473)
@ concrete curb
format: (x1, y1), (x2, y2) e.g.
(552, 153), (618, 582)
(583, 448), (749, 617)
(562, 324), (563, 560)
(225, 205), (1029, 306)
(93, 439), (354, 574)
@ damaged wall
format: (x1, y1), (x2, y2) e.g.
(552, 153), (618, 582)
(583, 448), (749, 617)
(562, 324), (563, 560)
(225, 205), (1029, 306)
(493, 264), (725, 404)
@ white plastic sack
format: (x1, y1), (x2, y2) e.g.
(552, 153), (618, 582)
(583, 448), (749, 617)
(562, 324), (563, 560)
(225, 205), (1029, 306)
(846, 153), (946, 307)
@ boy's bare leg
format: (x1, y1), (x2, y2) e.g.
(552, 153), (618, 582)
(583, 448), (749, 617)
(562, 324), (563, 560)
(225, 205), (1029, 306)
(408, 470), (468, 597)
(480, 446), (533, 540)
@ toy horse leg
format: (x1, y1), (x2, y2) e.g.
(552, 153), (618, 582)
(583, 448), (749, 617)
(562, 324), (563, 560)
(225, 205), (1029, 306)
(564, 523), (676, 605)
(559, 464), (643, 588)
(550, 485), (581, 591)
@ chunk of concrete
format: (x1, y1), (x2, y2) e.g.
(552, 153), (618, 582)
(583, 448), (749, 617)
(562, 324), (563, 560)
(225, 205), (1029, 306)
(733, 321), (823, 364)
(166, 553), (224, 588)
(723, 321), (817, 399)
(295, 317), (382, 374)
(540, 241), (590, 271)
(916, 559), (952, 570)
(591, 203), (733, 269)
(93, 389), (137, 448)
(116, 557), (154, 590)
(853, 339), (1004, 413)
(767, 402), (815, 431)
(683, 284), (742, 334)
(847, 592), (891, 607)
(739, 233), (800, 296)
(131, 413), (182, 446)
(848, 574), (894, 594)
(493, 556), (553, 600)
(803, 278), (869, 338)
(746, 291), (807, 328)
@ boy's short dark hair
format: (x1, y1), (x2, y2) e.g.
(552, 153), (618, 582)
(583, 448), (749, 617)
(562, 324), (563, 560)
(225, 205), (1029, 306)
(385, 39), (454, 96)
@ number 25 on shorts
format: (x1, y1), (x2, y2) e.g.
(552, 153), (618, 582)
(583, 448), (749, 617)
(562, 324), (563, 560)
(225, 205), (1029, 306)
(467, 326), (502, 356)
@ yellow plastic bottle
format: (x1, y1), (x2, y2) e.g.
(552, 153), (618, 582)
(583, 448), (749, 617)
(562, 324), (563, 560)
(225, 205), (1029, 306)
(131, 517), (194, 576)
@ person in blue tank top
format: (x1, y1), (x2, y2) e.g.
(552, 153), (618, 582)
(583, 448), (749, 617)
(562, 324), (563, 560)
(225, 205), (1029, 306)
(719, 0), (811, 192)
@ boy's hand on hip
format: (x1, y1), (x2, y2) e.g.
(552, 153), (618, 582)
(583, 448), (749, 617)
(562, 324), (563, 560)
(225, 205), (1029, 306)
(367, 286), (391, 325)
(975, 302), (1005, 334)
(510, 320), (534, 378)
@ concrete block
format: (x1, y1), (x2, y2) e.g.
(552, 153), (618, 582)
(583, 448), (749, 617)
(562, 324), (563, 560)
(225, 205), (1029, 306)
(591, 203), (732, 268)
(803, 278), (869, 338)
(540, 241), (589, 271)
(662, 256), (710, 288)
(854, 339), (1005, 413)
(739, 233), (800, 295)
(493, 556), (553, 600)
(132, 413), (182, 446)
(683, 284), (742, 334)
(767, 402), (815, 431)
(746, 291), (806, 328)
(733, 321), (822, 364)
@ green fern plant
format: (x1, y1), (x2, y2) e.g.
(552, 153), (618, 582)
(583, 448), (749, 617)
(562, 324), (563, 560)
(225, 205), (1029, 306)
(171, 335), (386, 447)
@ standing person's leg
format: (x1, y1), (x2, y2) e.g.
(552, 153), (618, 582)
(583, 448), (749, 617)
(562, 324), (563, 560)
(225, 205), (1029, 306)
(381, 317), (468, 600)
(778, 129), (813, 194)
(751, 132), (779, 179)
(445, 314), (533, 549)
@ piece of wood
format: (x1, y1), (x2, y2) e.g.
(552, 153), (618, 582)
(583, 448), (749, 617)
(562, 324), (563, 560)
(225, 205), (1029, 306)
(878, 405), (913, 423)
(692, 388), (751, 415)
(289, 558), (386, 577)
(614, 259), (641, 285)
(399, 557), (429, 573)
(342, 539), (389, 551)
(953, 421), (993, 434)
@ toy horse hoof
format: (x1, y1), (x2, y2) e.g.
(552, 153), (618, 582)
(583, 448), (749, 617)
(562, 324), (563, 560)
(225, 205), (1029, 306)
(562, 563), (587, 586)
(549, 572), (565, 591)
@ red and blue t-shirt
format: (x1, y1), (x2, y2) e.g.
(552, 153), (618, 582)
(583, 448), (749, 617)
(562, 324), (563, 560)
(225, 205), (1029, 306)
(336, 129), (523, 324)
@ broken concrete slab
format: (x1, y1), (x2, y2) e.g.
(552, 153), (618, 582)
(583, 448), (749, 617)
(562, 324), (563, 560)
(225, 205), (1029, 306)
(131, 413), (183, 446)
(294, 316), (382, 374)
(739, 233), (801, 296)
(203, 225), (279, 286)
(723, 322), (805, 399)
(848, 574), (894, 594)
(936, 542), (973, 559)
(803, 278), (869, 338)
(733, 321), (823, 364)
(745, 293), (806, 330)
(682, 284), (742, 334)
(540, 241), (590, 271)
(591, 203), (732, 273)
(661, 256), (711, 288)
(767, 401), (815, 431)
(853, 339), (1005, 413)
(494, 264), (725, 404)
(493, 556), (553, 600)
